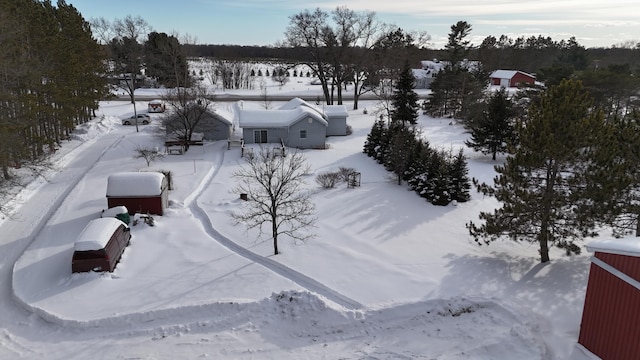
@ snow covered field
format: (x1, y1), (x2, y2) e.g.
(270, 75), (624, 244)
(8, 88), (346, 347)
(0, 79), (598, 359)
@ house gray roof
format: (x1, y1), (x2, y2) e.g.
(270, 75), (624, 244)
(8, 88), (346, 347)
(238, 106), (328, 128)
(322, 105), (349, 118)
(208, 108), (234, 125)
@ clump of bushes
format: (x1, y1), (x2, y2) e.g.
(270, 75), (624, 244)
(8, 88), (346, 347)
(315, 166), (357, 189)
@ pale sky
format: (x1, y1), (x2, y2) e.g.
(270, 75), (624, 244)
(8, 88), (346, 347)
(67, 0), (640, 49)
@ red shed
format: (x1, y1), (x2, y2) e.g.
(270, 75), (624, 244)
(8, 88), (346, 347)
(489, 70), (535, 88)
(578, 238), (640, 359)
(106, 172), (168, 215)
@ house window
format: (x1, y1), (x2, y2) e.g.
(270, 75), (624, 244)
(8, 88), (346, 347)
(254, 130), (267, 143)
(300, 130), (307, 139)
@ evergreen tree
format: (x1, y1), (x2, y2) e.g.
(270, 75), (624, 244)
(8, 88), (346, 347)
(426, 22), (484, 119)
(423, 150), (451, 206)
(363, 117), (386, 158)
(386, 125), (416, 185)
(144, 32), (189, 88)
(467, 79), (608, 263)
(406, 140), (432, 197)
(445, 21), (473, 68)
(448, 148), (471, 202)
(465, 88), (516, 160)
(390, 60), (419, 127)
(586, 112), (640, 236)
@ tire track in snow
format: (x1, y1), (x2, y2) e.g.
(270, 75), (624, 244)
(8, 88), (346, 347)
(186, 142), (363, 310)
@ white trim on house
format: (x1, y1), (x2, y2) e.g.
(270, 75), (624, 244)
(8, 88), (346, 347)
(590, 256), (640, 292)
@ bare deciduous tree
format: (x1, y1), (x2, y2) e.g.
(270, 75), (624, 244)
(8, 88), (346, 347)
(134, 146), (164, 167)
(232, 149), (316, 255)
(272, 66), (289, 87)
(259, 78), (272, 109)
(161, 84), (214, 150)
(95, 15), (151, 133)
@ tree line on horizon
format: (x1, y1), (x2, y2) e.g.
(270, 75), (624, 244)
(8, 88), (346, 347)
(184, 37), (640, 78)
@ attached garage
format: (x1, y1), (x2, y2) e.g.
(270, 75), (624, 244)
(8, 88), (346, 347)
(106, 172), (168, 215)
(578, 238), (640, 359)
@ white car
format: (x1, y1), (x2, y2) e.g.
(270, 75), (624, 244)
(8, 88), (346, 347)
(122, 114), (151, 125)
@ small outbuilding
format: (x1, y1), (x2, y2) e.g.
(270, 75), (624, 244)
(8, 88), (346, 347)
(106, 172), (168, 215)
(489, 70), (536, 88)
(322, 104), (349, 136)
(578, 237), (640, 359)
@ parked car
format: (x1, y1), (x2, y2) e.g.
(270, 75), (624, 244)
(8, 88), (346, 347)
(148, 99), (166, 113)
(71, 217), (131, 273)
(122, 114), (151, 125)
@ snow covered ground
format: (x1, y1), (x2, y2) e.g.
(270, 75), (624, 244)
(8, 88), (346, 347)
(0, 79), (598, 359)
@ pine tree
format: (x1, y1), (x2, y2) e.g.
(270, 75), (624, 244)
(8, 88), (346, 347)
(586, 112), (640, 236)
(406, 141), (433, 198)
(448, 148), (471, 202)
(465, 87), (516, 160)
(363, 118), (386, 158)
(390, 60), (419, 127)
(426, 21), (485, 119)
(387, 125), (417, 185)
(467, 79), (608, 263)
(423, 150), (451, 206)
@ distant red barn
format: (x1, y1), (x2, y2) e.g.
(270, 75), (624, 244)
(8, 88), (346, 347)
(578, 238), (640, 359)
(106, 172), (168, 215)
(489, 70), (535, 88)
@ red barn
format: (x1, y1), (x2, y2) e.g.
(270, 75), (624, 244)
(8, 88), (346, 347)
(578, 238), (640, 359)
(489, 70), (535, 88)
(106, 172), (168, 215)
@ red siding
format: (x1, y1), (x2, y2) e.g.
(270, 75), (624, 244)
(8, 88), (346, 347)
(596, 252), (640, 283)
(510, 72), (535, 87)
(578, 252), (640, 359)
(107, 196), (164, 215)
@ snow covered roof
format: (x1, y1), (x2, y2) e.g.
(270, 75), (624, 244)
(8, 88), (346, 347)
(587, 237), (640, 257)
(490, 70), (535, 80)
(322, 105), (349, 118)
(208, 108), (234, 125)
(419, 60), (445, 71)
(278, 97), (315, 111)
(106, 172), (166, 197)
(238, 106), (328, 128)
(74, 218), (126, 252)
